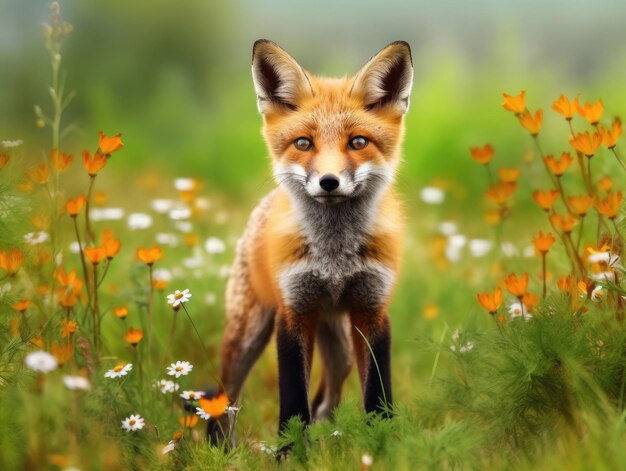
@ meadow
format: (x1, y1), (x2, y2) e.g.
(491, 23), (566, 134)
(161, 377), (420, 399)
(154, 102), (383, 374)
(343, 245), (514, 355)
(2, 2), (626, 470)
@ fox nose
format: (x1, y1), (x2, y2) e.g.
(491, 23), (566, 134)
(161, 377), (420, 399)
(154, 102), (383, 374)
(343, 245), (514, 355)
(319, 174), (340, 192)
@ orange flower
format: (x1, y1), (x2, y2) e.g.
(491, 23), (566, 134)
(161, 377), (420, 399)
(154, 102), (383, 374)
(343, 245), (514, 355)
(522, 292), (540, 311)
(532, 189), (559, 211)
(57, 268), (82, 290)
(544, 152), (573, 177)
(93, 191), (108, 206)
(533, 231), (556, 255)
(84, 246), (106, 265)
(26, 163), (50, 184)
(32, 213), (50, 230)
(551, 94), (577, 120)
(0, 152), (9, 169)
(519, 109), (543, 136)
(485, 181), (516, 205)
(51, 149), (73, 173)
(152, 279), (168, 291)
(498, 167), (521, 183)
(123, 327), (143, 346)
(576, 98), (603, 125)
(11, 299), (31, 312)
(113, 306), (128, 319)
(567, 195), (594, 217)
(598, 176), (613, 192)
(98, 131), (124, 155)
(595, 191), (623, 219)
(570, 131), (603, 158)
(601, 118), (622, 149)
(550, 212), (577, 233)
(557, 275), (574, 293)
(179, 415), (199, 428)
(61, 320), (77, 338)
(476, 288), (503, 315)
(0, 248), (25, 276)
(66, 195), (86, 217)
(469, 144), (495, 165)
(51, 342), (74, 365)
(502, 90), (526, 114)
(82, 150), (107, 176)
(172, 431), (184, 442)
(198, 393), (230, 419)
(505, 273), (529, 297)
(137, 246), (163, 266)
(59, 292), (79, 308)
(102, 230), (121, 259)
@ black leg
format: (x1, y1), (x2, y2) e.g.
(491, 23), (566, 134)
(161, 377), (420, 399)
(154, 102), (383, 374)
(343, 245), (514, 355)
(363, 316), (393, 416)
(276, 315), (311, 433)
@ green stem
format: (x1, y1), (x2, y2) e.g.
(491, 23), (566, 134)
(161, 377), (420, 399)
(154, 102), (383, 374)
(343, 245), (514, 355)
(85, 176), (96, 243)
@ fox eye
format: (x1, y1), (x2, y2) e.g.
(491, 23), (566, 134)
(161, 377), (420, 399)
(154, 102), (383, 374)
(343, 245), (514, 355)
(348, 136), (368, 150)
(294, 137), (313, 151)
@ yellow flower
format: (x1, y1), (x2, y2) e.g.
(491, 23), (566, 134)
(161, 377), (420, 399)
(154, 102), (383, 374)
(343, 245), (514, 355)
(544, 152), (573, 177)
(551, 94), (577, 120)
(550, 212), (577, 234)
(519, 109), (543, 136)
(502, 90), (526, 114)
(601, 118), (622, 149)
(26, 163), (50, 184)
(61, 320), (78, 338)
(532, 189), (559, 211)
(598, 175), (613, 192)
(51, 149), (73, 173)
(576, 98), (603, 125)
(570, 131), (603, 158)
(595, 191), (623, 219)
(567, 195), (595, 217)
(114, 306), (129, 319)
(498, 167), (521, 183)
(485, 181), (516, 205)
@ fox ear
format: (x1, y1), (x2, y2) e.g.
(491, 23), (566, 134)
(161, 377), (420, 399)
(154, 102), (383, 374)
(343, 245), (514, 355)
(251, 40), (313, 114)
(351, 41), (414, 114)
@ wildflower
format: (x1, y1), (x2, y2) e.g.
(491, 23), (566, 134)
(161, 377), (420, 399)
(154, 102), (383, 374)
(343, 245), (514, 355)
(331, 430), (342, 437)
(167, 361), (193, 378)
(509, 302), (532, 320)
(362, 453), (374, 467)
(123, 327), (143, 346)
(12, 299), (31, 312)
(174, 178), (197, 192)
(24, 231), (49, 245)
(172, 431), (184, 442)
(523, 292), (540, 311)
(505, 272), (528, 297)
(162, 441), (177, 455)
(2, 139), (22, 149)
(137, 246), (162, 265)
(26, 164), (50, 184)
(533, 231), (555, 255)
(557, 275), (574, 293)
(519, 109), (543, 136)
(469, 144), (495, 165)
(498, 167), (521, 183)
(24, 351), (58, 373)
(167, 289), (192, 311)
(550, 212), (577, 233)
(595, 191), (623, 219)
(502, 90), (525, 114)
(0, 153), (9, 169)
(82, 150), (107, 176)
(598, 176), (613, 192)
(567, 195), (595, 217)
(485, 181), (516, 205)
(51, 341), (74, 365)
(477, 288), (503, 315)
(98, 131), (124, 155)
(93, 191), (107, 205)
(532, 189), (559, 211)
(51, 149), (73, 173)
(545, 152), (573, 177)
(121, 414), (145, 432)
(180, 390), (205, 401)
(469, 239), (492, 258)
(113, 306), (128, 319)
(104, 363), (133, 379)
(156, 233), (179, 247)
(84, 246), (106, 265)
(422, 304), (439, 320)
(577, 280), (590, 298)
(61, 320), (77, 338)
(169, 207), (192, 220)
(179, 415), (199, 428)
(102, 230), (121, 259)
(420, 187), (445, 204)
(576, 98), (603, 125)
(127, 213), (153, 230)
(0, 248), (25, 276)
(205, 237), (226, 254)
(66, 196), (86, 217)
(90, 207), (124, 221)
(151, 199), (173, 214)
(63, 375), (91, 391)
(601, 118), (622, 149)
(196, 393), (230, 420)
(155, 379), (179, 394)
(570, 131), (603, 158)
(591, 285), (605, 303)
(551, 94), (577, 120)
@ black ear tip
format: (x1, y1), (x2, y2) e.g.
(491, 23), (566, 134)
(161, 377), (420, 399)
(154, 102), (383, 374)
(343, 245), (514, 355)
(253, 39), (275, 54)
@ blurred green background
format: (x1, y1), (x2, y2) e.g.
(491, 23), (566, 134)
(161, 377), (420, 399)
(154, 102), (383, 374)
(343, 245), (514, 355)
(2, 0), (626, 203)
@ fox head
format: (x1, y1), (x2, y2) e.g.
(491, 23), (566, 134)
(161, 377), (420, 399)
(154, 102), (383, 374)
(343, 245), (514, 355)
(251, 40), (413, 206)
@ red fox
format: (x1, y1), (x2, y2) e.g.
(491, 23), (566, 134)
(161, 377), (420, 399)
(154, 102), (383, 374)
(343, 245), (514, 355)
(212, 39), (413, 442)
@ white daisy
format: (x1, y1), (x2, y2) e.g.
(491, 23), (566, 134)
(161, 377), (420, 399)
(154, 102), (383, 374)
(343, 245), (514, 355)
(167, 289), (192, 310)
(24, 231), (49, 245)
(156, 232), (179, 247)
(589, 251), (611, 264)
(63, 375), (91, 390)
(90, 207), (124, 221)
(68, 241), (81, 254)
(509, 302), (532, 321)
(24, 351), (58, 373)
(459, 341), (475, 353)
(362, 453), (374, 466)
(121, 414), (145, 432)
(420, 186), (445, 204)
(204, 237), (226, 254)
(438, 221), (458, 236)
(591, 286), (605, 303)
(183, 257), (202, 269)
(167, 361), (193, 378)
(155, 379), (180, 394)
(162, 440), (177, 455)
(180, 390), (205, 401)
(331, 430), (342, 437)
(153, 268), (172, 282)
(195, 407), (211, 420)
(151, 198), (174, 214)
(175, 221), (193, 233)
(2, 139), (23, 148)
(169, 207), (192, 221)
(174, 178), (196, 192)
(469, 239), (492, 258)
(127, 212), (153, 230)
(104, 363), (133, 379)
